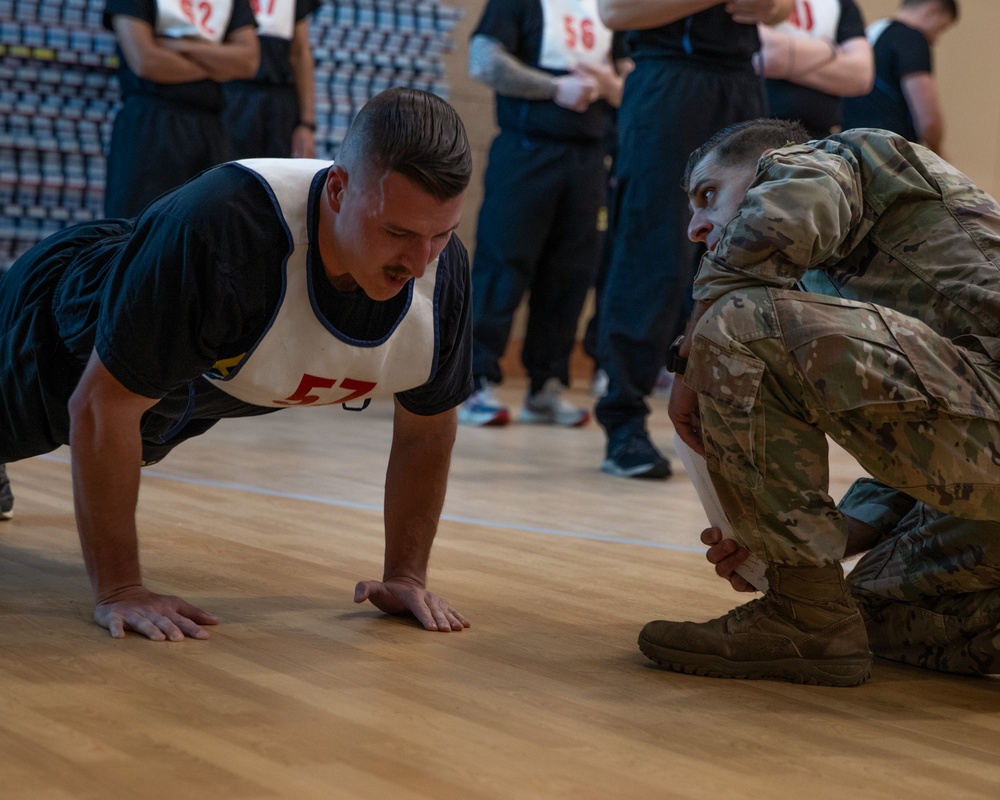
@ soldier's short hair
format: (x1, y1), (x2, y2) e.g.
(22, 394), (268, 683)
(682, 118), (810, 192)
(337, 88), (472, 201)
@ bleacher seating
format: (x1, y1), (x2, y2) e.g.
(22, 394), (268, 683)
(0, 0), (460, 269)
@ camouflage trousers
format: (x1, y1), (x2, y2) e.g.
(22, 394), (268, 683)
(686, 287), (1000, 671)
(686, 285), (1000, 570)
(841, 479), (1000, 672)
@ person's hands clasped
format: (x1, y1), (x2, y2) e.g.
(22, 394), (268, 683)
(354, 576), (470, 632)
(553, 73), (599, 113)
(94, 586), (219, 641)
(575, 62), (621, 104)
(701, 527), (757, 593)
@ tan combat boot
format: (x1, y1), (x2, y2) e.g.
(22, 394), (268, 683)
(638, 564), (872, 687)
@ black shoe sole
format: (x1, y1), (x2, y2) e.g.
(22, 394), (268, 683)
(638, 634), (872, 687)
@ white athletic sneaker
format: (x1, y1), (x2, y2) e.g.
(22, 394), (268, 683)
(457, 383), (510, 427)
(519, 378), (590, 427)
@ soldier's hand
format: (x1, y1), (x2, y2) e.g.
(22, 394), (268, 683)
(668, 377), (704, 456)
(702, 527), (757, 592)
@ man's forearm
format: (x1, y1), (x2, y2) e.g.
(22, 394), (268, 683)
(169, 27), (259, 82)
(469, 35), (556, 100)
(70, 407), (146, 603)
(290, 21), (316, 125)
(762, 35), (873, 97)
(382, 406), (456, 583)
(68, 351), (160, 603)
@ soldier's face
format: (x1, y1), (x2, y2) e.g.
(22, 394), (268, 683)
(686, 153), (758, 251)
(321, 166), (465, 301)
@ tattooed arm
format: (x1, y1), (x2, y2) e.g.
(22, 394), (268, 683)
(469, 34), (598, 112)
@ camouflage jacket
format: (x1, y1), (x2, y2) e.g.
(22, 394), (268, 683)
(692, 129), (1000, 360)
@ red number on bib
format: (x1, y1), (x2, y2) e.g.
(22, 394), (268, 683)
(564, 15), (597, 52)
(275, 374), (378, 406)
(333, 377), (378, 405)
(788, 0), (815, 31)
(563, 15), (576, 48)
(199, 1), (215, 36)
(275, 373), (338, 405)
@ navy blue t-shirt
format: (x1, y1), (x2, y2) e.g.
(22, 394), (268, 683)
(50, 165), (473, 437)
(625, 5), (759, 68)
(842, 20), (932, 141)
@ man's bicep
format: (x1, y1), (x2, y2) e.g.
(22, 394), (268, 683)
(72, 349), (162, 420)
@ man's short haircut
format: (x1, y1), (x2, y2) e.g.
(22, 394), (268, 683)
(682, 118), (810, 192)
(902, 0), (959, 20)
(337, 87), (472, 201)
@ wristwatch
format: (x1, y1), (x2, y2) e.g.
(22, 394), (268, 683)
(666, 334), (687, 376)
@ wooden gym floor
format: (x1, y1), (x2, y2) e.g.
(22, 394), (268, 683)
(2, 379), (998, 799)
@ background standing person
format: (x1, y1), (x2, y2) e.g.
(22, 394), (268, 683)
(458, 0), (629, 428)
(0, 88), (473, 641)
(223, 0), (320, 158)
(842, 0), (958, 157)
(593, 0), (792, 479)
(757, 0), (873, 139)
(103, 0), (259, 219)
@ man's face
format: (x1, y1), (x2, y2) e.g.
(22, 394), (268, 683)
(321, 166), (465, 301)
(686, 152), (758, 252)
(920, 6), (955, 45)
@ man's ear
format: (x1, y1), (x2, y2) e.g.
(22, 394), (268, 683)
(326, 165), (348, 212)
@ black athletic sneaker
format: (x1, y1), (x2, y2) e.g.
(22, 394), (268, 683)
(0, 463), (12, 520)
(601, 431), (672, 480)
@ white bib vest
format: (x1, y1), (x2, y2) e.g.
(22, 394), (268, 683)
(773, 0), (842, 44)
(538, 0), (613, 72)
(203, 159), (440, 409)
(251, 0), (295, 41)
(156, 0), (234, 43)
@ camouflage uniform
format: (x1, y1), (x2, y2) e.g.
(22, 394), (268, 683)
(687, 130), (1000, 672)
